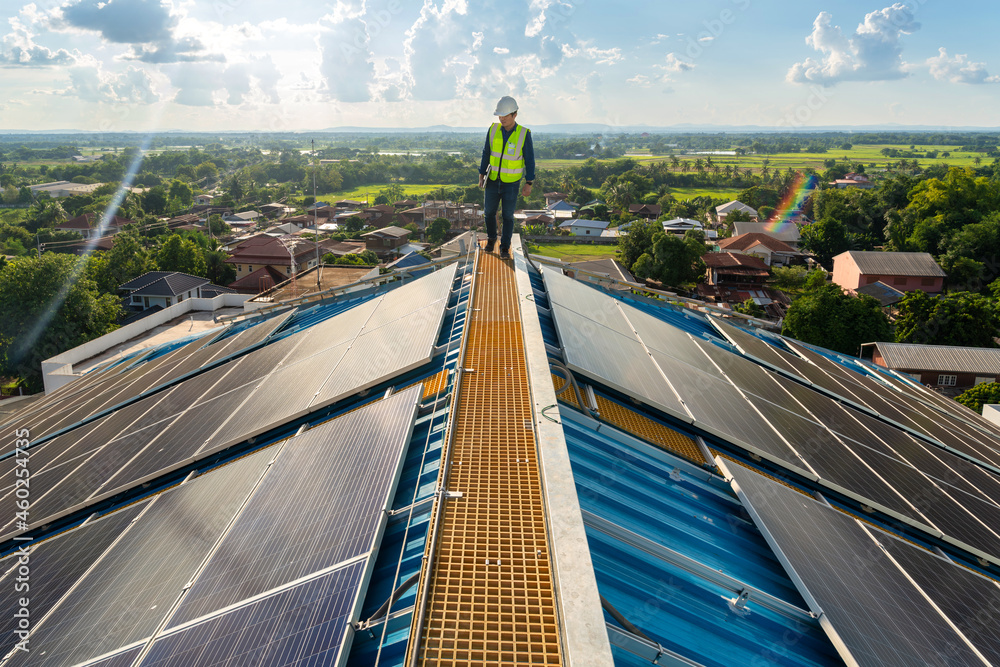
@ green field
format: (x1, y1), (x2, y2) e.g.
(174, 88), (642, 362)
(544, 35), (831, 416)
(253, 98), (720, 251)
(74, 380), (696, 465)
(525, 241), (620, 263)
(538, 143), (987, 173)
(669, 186), (742, 200)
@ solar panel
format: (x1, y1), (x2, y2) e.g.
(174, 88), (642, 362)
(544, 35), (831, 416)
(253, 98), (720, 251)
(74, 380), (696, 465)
(96, 385), (260, 499)
(727, 461), (997, 667)
(876, 530), (1000, 665)
(552, 305), (687, 419)
(311, 302), (447, 407)
(2, 449), (272, 667)
(542, 268), (636, 337)
(82, 648), (144, 667)
(138, 561), (366, 667)
(167, 385), (420, 627)
(625, 306), (722, 376)
(0, 504), (145, 653)
(709, 318), (807, 379)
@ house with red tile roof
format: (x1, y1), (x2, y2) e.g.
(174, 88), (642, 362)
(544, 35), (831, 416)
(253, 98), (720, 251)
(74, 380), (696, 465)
(224, 234), (320, 282)
(716, 232), (803, 267)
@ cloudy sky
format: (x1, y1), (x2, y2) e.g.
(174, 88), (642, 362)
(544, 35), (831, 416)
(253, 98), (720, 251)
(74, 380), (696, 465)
(0, 0), (997, 132)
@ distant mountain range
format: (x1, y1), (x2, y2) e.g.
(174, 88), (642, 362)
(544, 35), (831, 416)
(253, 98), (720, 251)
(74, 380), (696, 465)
(3, 123), (999, 135)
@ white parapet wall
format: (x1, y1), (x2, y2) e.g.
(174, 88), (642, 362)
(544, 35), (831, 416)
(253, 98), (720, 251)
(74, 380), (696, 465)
(41, 293), (249, 394)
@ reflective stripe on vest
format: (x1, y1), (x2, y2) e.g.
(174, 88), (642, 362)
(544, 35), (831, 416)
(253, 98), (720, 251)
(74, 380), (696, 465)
(488, 123), (528, 183)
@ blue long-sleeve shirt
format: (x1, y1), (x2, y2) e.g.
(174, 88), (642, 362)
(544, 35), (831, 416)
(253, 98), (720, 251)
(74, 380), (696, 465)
(479, 123), (535, 182)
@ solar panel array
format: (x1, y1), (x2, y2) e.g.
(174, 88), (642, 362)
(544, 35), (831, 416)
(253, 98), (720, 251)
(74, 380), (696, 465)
(728, 461), (1000, 667)
(0, 308), (297, 457)
(0, 266), (456, 541)
(543, 268), (1000, 566)
(0, 385), (422, 666)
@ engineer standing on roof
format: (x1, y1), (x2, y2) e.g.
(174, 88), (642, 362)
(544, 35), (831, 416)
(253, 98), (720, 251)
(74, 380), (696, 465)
(479, 96), (535, 259)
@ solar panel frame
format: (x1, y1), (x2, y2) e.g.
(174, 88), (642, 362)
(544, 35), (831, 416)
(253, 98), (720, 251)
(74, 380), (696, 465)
(137, 561), (366, 667)
(727, 461), (992, 667)
(0, 504), (146, 654)
(2, 449), (272, 667)
(166, 385), (420, 628)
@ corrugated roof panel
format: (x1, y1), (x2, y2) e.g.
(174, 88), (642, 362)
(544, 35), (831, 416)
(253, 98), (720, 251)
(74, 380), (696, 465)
(875, 341), (1000, 375)
(562, 414), (841, 666)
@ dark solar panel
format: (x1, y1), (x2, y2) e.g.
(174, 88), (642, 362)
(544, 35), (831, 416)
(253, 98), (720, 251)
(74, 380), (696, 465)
(728, 462), (990, 667)
(710, 319), (806, 379)
(0, 504), (145, 654)
(3, 449), (271, 667)
(138, 562), (365, 667)
(99, 385), (259, 498)
(877, 533), (1000, 664)
(83, 648), (143, 667)
(167, 386), (419, 627)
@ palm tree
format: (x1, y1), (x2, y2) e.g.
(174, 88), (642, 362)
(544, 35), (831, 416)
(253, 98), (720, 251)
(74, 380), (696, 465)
(680, 161), (690, 173)
(608, 181), (637, 211)
(974, 156), (982, 166)
(670, 155), (680, 170)
(694, 158), (705, 172)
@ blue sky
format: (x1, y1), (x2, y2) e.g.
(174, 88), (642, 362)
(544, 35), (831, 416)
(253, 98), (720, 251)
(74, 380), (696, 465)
(0, 0), (998, 131)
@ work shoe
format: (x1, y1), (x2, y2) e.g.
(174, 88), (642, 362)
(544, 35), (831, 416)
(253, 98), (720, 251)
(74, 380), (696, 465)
(484, 238), (496, 252)
(499, 246), (511, 259)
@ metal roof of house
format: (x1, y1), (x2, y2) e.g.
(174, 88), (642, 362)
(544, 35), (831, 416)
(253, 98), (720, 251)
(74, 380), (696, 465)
(733, 221), (801, 243)
(856, 280), (905, 306)
(716, 200), (757, 215)
(869, 341), (1000, 374)
(836, 250), (946, 277)
(8, 237), (1000, 667)
(118, 271), (210, 297)
(559, 218), (610, 229)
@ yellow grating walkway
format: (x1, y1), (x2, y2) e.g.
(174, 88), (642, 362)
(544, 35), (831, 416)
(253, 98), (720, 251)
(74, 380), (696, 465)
(553, 374), (708, 466)
(411, 249), (563, 666)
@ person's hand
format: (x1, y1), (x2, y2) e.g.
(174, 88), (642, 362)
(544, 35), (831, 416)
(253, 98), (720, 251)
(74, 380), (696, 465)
(478, 173), (485, 188)
(522, 182), (532, 197)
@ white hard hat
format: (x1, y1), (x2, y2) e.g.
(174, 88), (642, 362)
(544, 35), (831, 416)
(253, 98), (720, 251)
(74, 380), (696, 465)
(493, 96), (518, 116)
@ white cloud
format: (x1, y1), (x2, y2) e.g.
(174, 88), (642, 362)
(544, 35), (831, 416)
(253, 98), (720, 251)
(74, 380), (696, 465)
(927, 47), (999, 84)
(63, 62), (159, 103)
(627, 74), (651, 87)
(53, 0), (217, 63)
(318, 15), (376, 103)
(1, 7), (77, 67)
(787, 4), (919, 85)
(56, 0), (175, 43)
(168, 57), (282, 106)
(561, 42), (622, 66)
(493, 47), (509, 55)
(661, 52), (694, 73)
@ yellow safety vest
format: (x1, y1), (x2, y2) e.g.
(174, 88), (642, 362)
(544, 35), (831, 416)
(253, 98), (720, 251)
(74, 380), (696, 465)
(488, 123), (528, 183)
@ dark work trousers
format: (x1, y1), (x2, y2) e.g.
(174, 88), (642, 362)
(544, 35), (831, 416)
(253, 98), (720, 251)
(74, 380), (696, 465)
(483, 177), (520, 250)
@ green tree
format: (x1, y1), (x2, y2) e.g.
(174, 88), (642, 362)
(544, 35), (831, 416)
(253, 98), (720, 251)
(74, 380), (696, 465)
(89, 229), (152, 293)
(168, 179), (194, 208)
(208, 214), (231, 237)
(342, 215), (365, 234)
(428, 217), (450, 244)
(631, 229), (707, 287)
(782, 284), (891, 355)
(0, 254), (121, 391)
(617, 218), (660, 271)
(770, 265), (810, 292)
(205, 250), (236, 285)
(894, 291), (1000, 348)
(955, 382), (1000, 414)
(733, 299), (766, 318)
(155, 234), (207, 276)
(799, 216), (852, 268)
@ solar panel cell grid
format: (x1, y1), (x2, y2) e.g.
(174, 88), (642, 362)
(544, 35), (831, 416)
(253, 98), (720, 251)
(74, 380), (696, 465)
(3, 449), (272, 667)
(168, 386), (418, 627)
(139, 562), (364, 667)
(728, 463), (989, 667)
